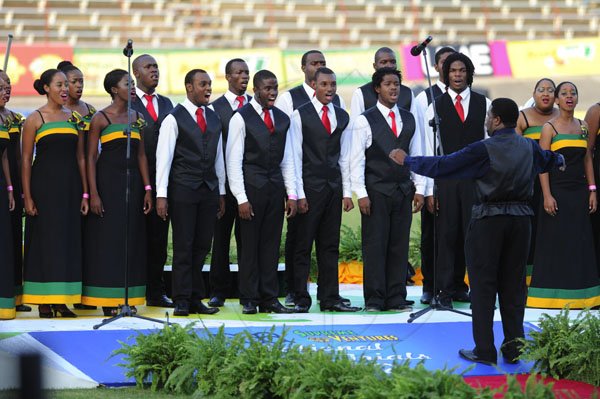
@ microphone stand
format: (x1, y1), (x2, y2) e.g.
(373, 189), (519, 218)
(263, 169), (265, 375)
(94, 40), (169, 329)
(408, 45), (471, 322)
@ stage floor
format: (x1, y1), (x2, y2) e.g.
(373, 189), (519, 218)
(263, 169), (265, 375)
(0, 285), (583, 390)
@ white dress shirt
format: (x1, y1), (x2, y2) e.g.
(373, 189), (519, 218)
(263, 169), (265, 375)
(350, 101), (426, 199)
(276, 81), (347, 117)
(208, 90), (249, 112)
(350, 84), (418, 124)
(136, 87), (160, 115)
(226, 97), (297, 204)
(289, 96), (352, 199)
(422, 86), (492, 196)
(156, 98), (226, 198)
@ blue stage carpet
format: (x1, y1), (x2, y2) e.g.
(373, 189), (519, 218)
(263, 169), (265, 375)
(29, 321), (535, 387)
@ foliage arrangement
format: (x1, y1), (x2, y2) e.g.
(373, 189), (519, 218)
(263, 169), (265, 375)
(339, 225), (363, 262)
(519, 308), (600, 386)
(115, 323), (576, 399)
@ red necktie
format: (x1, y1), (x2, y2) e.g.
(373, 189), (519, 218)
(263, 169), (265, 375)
(321, 105), (331, 134)
(236, 95), (245, 109)
(263, 108), (274, 133)
(389, 110), (398, 137)
(455, 94), (465, 122)
(196, 107), (206, 133)
(144, 94), (158, 122)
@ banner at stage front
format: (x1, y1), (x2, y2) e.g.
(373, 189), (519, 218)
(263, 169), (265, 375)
(164, 48), (283, 94)
(506, 38), (600, 78)
(401, 41), (512, 81)
(0, 44), (73, 96)
(282, 49), (379, 88)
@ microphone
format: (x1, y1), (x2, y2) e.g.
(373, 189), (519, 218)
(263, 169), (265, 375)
(122, 39), (133, 57)
(410, 36), (433, 56)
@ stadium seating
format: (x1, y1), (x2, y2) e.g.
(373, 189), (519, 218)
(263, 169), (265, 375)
(0, 0), (597, 48)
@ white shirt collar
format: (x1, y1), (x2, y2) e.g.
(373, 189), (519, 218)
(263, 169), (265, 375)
(302, 82), (315, 98)
(447, 87), (470, 102)
(376, 101), (400, 118)
(311, 96), (333, 114)
(224, 90), (248, 107)
(182, 98), (202, 114)
(250, 97), (268, 115)
(136, 87), (155, 101)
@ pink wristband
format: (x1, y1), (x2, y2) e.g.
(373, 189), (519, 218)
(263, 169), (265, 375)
(589, 185), (597, 191)
(144, 185), (152, 191)
(82, 193), (90, 199)
(6, 185), (13, 192)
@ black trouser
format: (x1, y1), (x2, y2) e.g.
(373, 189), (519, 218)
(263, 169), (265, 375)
(420, 206), (435, 293)
(362, 188), (412, 309)
(145, 190), (170, 300)
(465, 215), (529, 360)
(209, 186), (242, 299)
(293, 186), (342, 308)
(284, 216), (297, 296)
(238, 182), (285, 306)
(170, 184), (219, 303)
(435, 180), (472, 298)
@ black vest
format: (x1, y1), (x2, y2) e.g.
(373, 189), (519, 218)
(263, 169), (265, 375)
(169, 105), (220, 192)
(364, 107), (415, 196)
(239, 105), (290, 189)
(210, 94), (252, 144)
(436, 91), (486, 154)
(289, 85), (341, 110)
(298, 103), (350, 192)
(471, 132), (535, 219)
(360, 82), (413, 111)
(424, 84), (444, 105)
(132, 93), (174, 176)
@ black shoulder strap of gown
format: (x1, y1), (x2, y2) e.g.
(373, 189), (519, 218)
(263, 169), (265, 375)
(36, 110), (45, 124)
(98, 110), (112, 125)
(546, 121), (559, 135)
(520, 110), (530, 130)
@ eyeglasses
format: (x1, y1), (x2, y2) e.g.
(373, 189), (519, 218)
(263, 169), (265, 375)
(536, 87), (555, 94)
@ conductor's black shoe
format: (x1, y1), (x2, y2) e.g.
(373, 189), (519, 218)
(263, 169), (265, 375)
(453, 291), (471, 303)
(458, 349), (496, 365)
(500, 349), (520, 364)
(208, 297), (225, 307)
(173, 301), (190, 316)
(16, 304), (32, 312)
(321, 303), (361, 312)
(293, 304), (310, 313)
(190, 301), (220, 315)
(284, 293), (295, 307)
(242, 304), (257, 314)
(420, 292), (433, 304)
(437, 296), (453, 309)
(147, 295), (175, 308)
(365, 305), (383, 312)
(386, 305), (413, 312)
(259, 301), (294, 314)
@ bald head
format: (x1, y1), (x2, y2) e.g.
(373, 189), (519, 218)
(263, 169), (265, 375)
(373, 47), (397, 71)
(132, 54), (159, 94)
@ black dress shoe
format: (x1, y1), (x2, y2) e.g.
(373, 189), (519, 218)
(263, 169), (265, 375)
(147, 294), (175, 308)
(284, 293), (295, 307)
(208, 297), (225, 307)
(338, 296), (351, 306)
(73, 303), (97, 310)
(453, 291), (471, 303)
(293, 304), (310, 313)
(436, 296), (453, 309)
(321, 303), (361, 312)
(173, 301), (190, 316)
(365, 305), (383, 312)
(386, 304), (413, 312)
(259, 301), (294, 314)
(420, 292), (433, 304)
(190, 301), (220, 315)
(242, 304), (257, 314)
(458, 349), (496, 365)
(16, 304), (32, 312)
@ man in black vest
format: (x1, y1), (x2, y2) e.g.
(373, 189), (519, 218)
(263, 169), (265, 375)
(350, 47), (417, 121)
(391, 98), (565, 365)
(207, 58), (252, 308)
(275, 50), (346, 307)
(350, 68), (425, 312)
(155, 69), (224, 316)
(289, 67), (359, 313)
(132, 54), (174, 308)
(414, 46), (456, 305)
(227, 70), (297, 314)
(422, 52), (492, 308)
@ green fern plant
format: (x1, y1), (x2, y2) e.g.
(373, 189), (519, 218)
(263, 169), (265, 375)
(339, 224), (362, 262)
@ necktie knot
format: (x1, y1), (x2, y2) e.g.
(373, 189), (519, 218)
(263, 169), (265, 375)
(144, 94), (158, 122)
(196, 107), (206, 133)
(321, 105), (331, 134)
(236, 95), (245, 109)
(456, 94), (462, 102)
(389, 110), (398, 136)
(263, 107), (274, 133)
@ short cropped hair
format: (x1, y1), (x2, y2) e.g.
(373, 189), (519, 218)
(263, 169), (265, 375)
(371, 67), (401, 90)
(490, 98), (519, 128)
